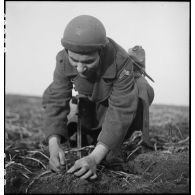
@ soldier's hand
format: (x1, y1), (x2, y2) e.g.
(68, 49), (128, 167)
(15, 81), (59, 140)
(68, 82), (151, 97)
(48, 136), (65, 172)
(67, 155), (97, 180)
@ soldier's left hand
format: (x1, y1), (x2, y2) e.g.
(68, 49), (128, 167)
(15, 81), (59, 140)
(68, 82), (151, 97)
(67, 155), (97, 180)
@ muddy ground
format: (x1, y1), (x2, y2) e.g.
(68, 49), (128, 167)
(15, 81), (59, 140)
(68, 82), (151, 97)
(5, 94), (190, 194)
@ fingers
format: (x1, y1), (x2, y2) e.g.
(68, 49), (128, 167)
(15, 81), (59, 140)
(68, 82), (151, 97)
(67, 159), (88, 175)
(68, 165), (97, 180)
(74, 167), (88, 177)
(49, 156), (61, 172)
(67, 163), (78, 173)
(59, 151), (65, 165)
(80, 170), (92, 179)
(50, 151), (65, 172)
(90, 173), (97, 180)
(79, 171), (97, 180)
(67, 156), (97, 179)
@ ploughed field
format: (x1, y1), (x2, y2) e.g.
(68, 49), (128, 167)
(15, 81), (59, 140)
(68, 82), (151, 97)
(5, 94), (190, 194)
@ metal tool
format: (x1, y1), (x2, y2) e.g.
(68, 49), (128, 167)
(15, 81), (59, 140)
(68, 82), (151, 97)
(129, 56), (155, 83)
(76, 94), (89, 158)
(76, 96), (82, 158)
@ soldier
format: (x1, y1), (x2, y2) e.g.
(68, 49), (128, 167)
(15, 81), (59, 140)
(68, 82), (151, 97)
(42, 15), (154, 180)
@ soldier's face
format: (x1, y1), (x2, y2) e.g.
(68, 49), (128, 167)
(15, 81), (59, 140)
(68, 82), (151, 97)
(68, 50), (100, 78)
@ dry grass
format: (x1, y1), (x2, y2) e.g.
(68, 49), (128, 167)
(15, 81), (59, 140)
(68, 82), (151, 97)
(5, 94), (189, 194)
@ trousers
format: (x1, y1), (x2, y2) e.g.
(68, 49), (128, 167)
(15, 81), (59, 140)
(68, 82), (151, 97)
(67, 97), (143, 147)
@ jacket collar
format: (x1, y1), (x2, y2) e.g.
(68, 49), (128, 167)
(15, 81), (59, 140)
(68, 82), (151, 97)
(99, 39), (117, 79)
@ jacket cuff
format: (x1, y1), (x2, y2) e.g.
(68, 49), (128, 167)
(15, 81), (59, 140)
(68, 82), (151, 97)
(97, 129), (123, 150)
(44, 125), (68, 145)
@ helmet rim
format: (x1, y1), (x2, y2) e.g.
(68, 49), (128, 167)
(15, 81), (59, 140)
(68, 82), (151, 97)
(61, 15), (108, 53)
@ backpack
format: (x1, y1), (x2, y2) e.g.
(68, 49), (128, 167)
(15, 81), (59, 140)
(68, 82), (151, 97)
(128, 45), (154, 82)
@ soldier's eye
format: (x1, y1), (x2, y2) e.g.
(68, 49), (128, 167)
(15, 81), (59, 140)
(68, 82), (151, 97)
(85, 60), (95, 64)
(69, 57), (78, 63)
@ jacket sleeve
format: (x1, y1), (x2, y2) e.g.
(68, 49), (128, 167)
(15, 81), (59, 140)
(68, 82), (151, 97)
(42, 50), (72, 144)
(97, 60), (139, 150)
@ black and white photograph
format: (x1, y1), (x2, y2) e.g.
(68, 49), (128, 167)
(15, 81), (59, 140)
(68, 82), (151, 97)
(4, 1), (190, 194)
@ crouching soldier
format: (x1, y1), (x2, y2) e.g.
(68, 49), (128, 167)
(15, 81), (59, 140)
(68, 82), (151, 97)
(42, 15), (154, 180)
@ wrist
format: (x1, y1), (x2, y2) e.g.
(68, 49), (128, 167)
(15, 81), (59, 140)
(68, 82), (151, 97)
(48, 135), (61, 147)
(89, 142), (109, 164)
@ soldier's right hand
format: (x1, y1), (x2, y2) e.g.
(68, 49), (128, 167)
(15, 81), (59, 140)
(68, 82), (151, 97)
(48, 135), (65, 172)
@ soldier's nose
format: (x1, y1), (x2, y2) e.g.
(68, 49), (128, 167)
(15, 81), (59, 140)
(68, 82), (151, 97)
(77, 63), (87, 73)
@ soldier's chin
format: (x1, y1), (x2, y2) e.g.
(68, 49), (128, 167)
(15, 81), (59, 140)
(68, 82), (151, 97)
(79, 70), (96, 81)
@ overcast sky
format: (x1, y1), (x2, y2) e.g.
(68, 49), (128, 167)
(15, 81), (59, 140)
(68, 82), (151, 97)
(5, 1), (189, 105)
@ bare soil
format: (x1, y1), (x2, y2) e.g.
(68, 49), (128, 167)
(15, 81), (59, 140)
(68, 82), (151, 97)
(5, 94), (190, 194)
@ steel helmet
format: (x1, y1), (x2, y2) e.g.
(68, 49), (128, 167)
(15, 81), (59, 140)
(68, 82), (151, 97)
(128, 45), (145, 69)
(61, 15), (108, 53)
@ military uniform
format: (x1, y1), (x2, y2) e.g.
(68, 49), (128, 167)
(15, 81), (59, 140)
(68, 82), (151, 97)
(42, 38), (154, 150)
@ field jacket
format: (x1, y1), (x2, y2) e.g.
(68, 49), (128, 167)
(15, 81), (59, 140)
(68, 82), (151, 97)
(42, 38), (154, 150)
